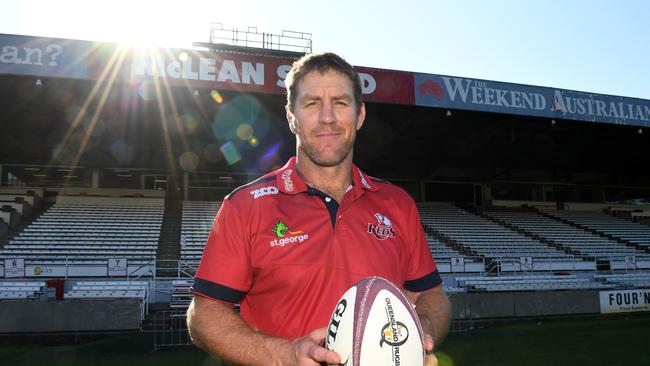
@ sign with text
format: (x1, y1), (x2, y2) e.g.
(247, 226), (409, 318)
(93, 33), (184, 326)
(414, 73), (650, 128)
(0, 33), (89, 79)
(2, 33), (650, 128)
(599, 289), (650, 314)
(108, 258), (127, 276)
(4, 258), (25, 278)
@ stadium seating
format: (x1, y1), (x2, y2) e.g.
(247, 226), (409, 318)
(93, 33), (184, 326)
(179, 201), (222, 266)
(539, 210), (650, 269)
(64, 280), (150, 320)
(454, 274), (616, 292)
(594, 272), (650, 289)
(0, 281), (46, 300)
(416, 203), (591, 271)
(544, 210), (650, 249)
(486, 210), (650, 269)
(0, 202), (163, 277)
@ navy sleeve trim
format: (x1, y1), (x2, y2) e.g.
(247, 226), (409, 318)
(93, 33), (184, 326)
(404, 270), (443, 292)
(190, 277), (246, 303)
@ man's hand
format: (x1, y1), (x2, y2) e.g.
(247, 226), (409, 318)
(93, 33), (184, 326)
(423, 334), (438, 366)
(281, 327), (341, 366)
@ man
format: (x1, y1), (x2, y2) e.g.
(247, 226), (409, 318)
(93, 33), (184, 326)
(187, 52), (451, 366)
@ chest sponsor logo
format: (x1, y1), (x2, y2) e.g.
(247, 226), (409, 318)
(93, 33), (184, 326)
(250, 185), (279, 199)
(270, 220), (309, 247)
(367, 213), (396, 240)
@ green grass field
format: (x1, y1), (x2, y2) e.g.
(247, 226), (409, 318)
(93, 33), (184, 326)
(1, 314), (648, 366)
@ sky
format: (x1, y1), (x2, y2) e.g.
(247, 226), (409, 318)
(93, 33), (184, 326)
(2, 0), (650, 100)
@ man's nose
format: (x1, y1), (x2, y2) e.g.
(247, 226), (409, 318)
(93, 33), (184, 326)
(319, 100), (336, 124)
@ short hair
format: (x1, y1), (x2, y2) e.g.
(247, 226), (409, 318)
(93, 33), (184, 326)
(285, 52), (362, 112)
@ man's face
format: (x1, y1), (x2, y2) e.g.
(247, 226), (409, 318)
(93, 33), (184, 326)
(286, 69), (366, 167)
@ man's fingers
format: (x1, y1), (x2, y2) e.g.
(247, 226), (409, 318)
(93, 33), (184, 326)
(308, 344), (341, 365)
(424, 334), (434, 352)
(297, 328), (341, 364)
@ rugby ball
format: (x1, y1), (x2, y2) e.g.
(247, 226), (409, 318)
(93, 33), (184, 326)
(324, 276), (424, 366)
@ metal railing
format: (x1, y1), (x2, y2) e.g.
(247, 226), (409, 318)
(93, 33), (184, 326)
(153, 310), (192, 350)
(209, 23), (312, 54)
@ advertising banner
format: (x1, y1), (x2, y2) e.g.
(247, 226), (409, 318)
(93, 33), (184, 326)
(0, 33), (89, 79)
(599, 289), (650, 314)
(3, 33), (650, 128)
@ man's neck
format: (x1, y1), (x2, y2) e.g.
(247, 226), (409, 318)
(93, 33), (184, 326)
(295, 154), (353, 203)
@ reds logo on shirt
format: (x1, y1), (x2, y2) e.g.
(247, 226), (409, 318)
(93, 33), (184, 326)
(282, 169), (294, 192)
(367, 213), (396, 240)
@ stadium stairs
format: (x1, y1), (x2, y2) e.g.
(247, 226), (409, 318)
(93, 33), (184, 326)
(0, 201), (52, 248)
(155, 199), (183, 278)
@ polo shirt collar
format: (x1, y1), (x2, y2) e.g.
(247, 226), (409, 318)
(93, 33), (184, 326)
(276, 157), (379, 194)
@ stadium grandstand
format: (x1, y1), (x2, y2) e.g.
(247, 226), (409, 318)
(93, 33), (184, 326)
(1, 25), (649, 345)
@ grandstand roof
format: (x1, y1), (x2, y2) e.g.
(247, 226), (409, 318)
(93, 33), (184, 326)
(1, 33), (649, 187)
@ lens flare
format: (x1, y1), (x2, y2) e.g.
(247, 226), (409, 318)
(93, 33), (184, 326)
(179, 151), (200, 171)
(203, 143), (223, 164)
(182, 112), (199, 134)
(210, 90), (223, 104)
(64, 105), (84, 125)
(137, 81), (152, 100)
(212, 95), (269, 157)
(236, 123), (254, 140)
(220, 142), (242, 165)
(258, 143), (281, 172)
(179, 52), (189, 62)
(109, 139), (134, 164)
(52, 143), (74, 164)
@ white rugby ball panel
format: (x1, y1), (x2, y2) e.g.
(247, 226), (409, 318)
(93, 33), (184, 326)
(325, 286), (356, 365)
(325, 276), (424, 366)
(359, 289), (424, 366)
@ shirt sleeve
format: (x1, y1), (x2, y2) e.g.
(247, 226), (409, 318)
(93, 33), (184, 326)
(403, 199), (442, 292)
(190, 198), (252, 303)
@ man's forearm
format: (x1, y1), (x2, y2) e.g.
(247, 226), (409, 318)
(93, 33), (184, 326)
(187, 296), (340, 366)
(413, 286), (451, 348)
(187, 296), (291, 365)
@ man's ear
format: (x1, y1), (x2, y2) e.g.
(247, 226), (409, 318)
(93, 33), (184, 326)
(285, 105), (298, 134)
(356, 102), (366, 130)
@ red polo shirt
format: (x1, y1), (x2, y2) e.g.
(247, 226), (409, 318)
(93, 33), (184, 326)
(191, 157), (441, 339)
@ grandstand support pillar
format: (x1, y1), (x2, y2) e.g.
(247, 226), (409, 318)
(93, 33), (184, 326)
(91, 169), (100, 188)
(183, 172), (189, 201)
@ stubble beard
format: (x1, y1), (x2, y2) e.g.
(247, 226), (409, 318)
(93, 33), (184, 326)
(298, 134), (355, 168)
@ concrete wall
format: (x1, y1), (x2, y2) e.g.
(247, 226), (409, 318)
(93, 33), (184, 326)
(0, 299), (142, 333)
(449, 291), (601, 320)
